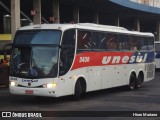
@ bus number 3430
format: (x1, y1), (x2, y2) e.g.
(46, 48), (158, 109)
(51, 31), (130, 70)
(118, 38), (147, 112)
(79, 57), (90, 63)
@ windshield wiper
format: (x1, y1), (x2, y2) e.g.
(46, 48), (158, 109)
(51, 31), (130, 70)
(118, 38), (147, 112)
(18, 63), (25, 68)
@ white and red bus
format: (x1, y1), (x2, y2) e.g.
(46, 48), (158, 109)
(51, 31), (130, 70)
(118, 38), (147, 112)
(8, 23), (155, 99)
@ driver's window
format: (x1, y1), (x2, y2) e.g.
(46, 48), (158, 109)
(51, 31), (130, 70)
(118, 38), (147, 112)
(59, 29), (76, 76)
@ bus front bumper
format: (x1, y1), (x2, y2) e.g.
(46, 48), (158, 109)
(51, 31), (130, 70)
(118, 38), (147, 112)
(9, 86), (59, 97)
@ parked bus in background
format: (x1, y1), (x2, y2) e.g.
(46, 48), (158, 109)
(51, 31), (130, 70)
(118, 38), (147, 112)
(7, 23), (155, 99)
(155, 41), (160, 69)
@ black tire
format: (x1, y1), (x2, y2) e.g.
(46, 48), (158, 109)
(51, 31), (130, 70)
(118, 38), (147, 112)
(135, 74), (143, 89)
(128, 74), (136, 90)
(73, 80), (82, 100)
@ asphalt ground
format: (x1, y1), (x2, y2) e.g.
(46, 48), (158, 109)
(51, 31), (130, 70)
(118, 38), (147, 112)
(0, 70), (160, 120)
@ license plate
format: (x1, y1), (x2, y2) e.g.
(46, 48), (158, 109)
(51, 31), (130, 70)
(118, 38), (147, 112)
(25, 90), (33, 94)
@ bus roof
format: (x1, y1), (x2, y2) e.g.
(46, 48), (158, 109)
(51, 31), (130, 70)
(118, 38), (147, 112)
(18, 23), (154, 37)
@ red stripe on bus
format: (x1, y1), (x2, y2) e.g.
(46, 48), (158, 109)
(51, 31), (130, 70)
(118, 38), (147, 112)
(71, 52), (134, 70)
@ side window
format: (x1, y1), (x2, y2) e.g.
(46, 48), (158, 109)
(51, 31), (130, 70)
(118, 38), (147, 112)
(77, 30), (92, 50)
(106, 33), (118, 51)
(138, 37), (148, 51)
(119, 34), (130, 51)
(148, 37), (154, 51)
(130, 36), (138, 51)
(59, 29), (76, 76)
(92, 32), (106, 50)
(61, 29), (75, 47)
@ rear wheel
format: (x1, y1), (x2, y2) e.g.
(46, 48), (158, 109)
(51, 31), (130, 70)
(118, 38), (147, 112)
(73, 80), (82, 100)
(128, 73), (136, 90)
(135, 73), (143, 89)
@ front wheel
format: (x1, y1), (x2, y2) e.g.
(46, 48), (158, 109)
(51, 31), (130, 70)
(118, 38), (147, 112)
(73, 80), (82, 100)
(128, 74), (136, 90)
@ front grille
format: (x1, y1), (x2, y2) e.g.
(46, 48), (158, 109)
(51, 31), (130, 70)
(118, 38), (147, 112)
(17, 84), (44, 88)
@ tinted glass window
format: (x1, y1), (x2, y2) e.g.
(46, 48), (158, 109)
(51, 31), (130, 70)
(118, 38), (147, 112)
(148, 37), (154, 51)
(138, 37), (148, 51)
(14, 30), (61, 45)
(60, 29), (76, 76)
(61, 29), (75, 47)
(77, 30), (91, 50)
(92, 32), (106, 50)
(106, 33), (118, 51)
(130, 36), (138, 51)
(119, 34), (129, 51)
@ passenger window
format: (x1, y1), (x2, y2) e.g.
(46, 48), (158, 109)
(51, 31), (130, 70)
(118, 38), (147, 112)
(148, 37), (154, 51)
(77, 31), (92, 50)
(130, 36), (138, 51)
(138, 37), (148, 51)
(106, 33), (118, 51)
(119, 34), (130, 51)
(92, 32), (106, 50)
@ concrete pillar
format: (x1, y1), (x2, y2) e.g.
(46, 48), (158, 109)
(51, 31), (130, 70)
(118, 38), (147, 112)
(11, 0), (20, 39)
(93, 11), (99, 24)
(73, 7), (79, 23)
(3, 15), (11, 33)
(115, 16), (120, 26)
(134, 17), (140, 31)
(156, 20), (160, 41)
(53, 0), (60, 23)
(33, 0), (41, 24)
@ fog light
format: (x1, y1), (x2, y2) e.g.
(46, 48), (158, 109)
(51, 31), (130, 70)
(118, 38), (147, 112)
(10, 81), (16, 86)
(47, 83), (57, 88)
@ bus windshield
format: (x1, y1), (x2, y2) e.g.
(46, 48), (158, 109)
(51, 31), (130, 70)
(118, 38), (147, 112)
(10, 30), (61, 78)
(10, 46), (58, 78)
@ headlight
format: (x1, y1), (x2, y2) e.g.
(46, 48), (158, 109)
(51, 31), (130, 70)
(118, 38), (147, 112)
(10, 81), (16, 86)
(44, 83), (57, 88)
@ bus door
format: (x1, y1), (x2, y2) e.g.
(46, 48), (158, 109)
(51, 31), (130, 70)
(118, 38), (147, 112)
(59, 29), (76, 94)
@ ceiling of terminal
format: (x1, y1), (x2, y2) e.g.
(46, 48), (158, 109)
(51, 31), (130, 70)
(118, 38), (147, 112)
(1, 0), (159, 20)
(0, 0), (159, 32)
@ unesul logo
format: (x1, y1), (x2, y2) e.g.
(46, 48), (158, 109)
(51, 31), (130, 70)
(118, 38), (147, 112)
(102, 53), (147, 64)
